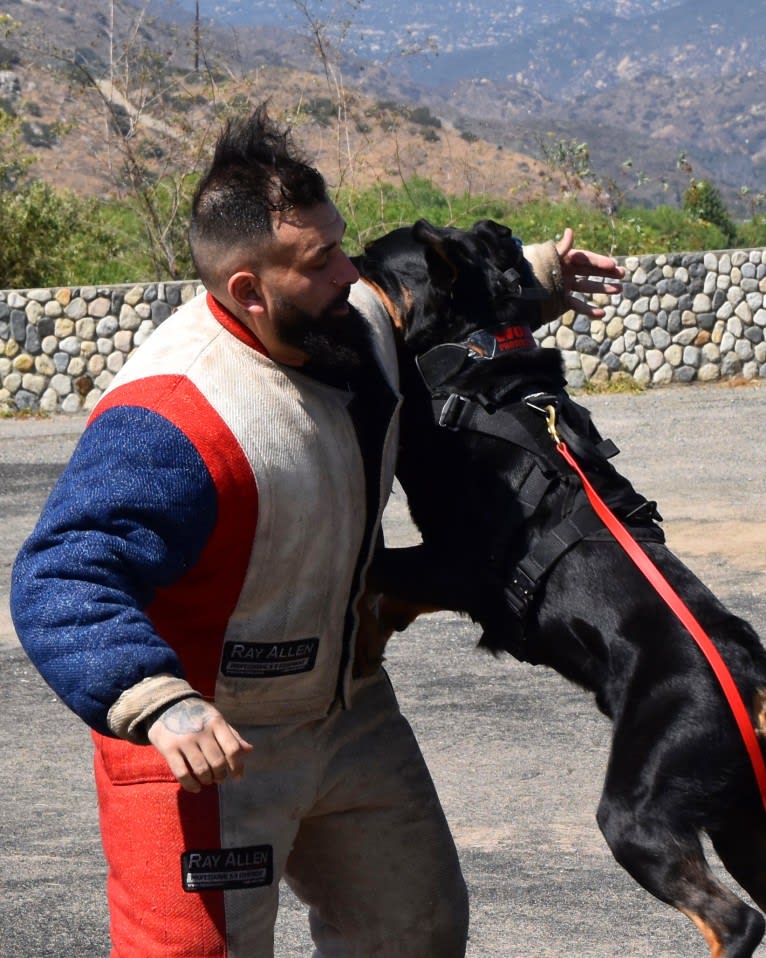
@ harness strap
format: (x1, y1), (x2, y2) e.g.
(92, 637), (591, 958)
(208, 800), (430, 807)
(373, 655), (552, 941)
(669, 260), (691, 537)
(505, 504), (602, 617)
(433, 391), (621, 468)
(529, 393), (622, 470)
(416, 327), (540, 392)
(433, 394), (550, 458)
(430, 391), (664, 625)
(515, 464), (555, 522)
(556, 436), (766, 815)
(418, 344), (473, 389)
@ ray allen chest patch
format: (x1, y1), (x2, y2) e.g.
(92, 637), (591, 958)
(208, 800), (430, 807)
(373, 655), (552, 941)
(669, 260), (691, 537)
(181, 845), (274, 892)
(221, 638), (319, 678)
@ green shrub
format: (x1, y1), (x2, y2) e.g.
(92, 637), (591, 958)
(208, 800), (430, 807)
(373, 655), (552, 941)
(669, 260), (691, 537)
(0, 182), (115, 287)
(3, 172), (763, 290)
(303, 97), (336, 127)
(408, 106), (441, 129)
(683, 179), (737, 247)
(736, 216), (766, 249)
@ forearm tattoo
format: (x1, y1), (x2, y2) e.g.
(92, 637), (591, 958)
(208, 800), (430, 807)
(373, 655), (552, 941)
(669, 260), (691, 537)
(158, 698), (213, 735)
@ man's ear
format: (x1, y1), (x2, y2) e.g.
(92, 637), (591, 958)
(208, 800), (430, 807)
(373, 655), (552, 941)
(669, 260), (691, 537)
(228, 271), (266, 314)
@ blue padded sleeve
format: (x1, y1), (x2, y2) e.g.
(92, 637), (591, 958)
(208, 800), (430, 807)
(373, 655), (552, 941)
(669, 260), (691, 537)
(10, 406), (217, 734)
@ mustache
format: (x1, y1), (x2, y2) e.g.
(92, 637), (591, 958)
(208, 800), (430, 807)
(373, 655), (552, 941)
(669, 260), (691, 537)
(331, 288), (350, 310)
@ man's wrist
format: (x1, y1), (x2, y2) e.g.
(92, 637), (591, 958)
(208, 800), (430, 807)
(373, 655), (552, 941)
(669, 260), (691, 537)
(142, 693), (205, 739)
(107, 674), (201, 744)
(523, 240), (566, 324)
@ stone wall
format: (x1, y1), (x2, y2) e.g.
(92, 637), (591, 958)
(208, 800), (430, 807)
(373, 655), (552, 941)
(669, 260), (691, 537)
(537, 248), (766, 388)
(2, 247), (765, 413)
(0, 281), (202, 413)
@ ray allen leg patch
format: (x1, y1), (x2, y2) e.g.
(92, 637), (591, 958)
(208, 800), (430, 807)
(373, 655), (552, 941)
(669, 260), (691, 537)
(181, 845), (274, 892)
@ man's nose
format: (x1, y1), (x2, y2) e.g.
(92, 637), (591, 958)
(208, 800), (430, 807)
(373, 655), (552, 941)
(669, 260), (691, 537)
(337, 253), (360, 287)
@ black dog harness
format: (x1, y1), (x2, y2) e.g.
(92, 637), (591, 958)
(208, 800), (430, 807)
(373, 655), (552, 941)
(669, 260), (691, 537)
(416, 329), (664, 621)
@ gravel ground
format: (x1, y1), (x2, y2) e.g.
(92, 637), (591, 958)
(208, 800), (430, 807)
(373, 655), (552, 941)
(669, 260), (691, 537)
(2, 379), (766, 956)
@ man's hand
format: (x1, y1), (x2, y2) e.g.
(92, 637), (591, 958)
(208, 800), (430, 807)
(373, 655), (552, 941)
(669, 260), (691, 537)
(146, 697), (254, 793)
(556, 227), (625, 318)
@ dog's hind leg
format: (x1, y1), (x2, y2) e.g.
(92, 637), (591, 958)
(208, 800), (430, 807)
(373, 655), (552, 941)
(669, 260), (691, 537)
(597, 793), (765, 958)
(708, 815), (766, 916)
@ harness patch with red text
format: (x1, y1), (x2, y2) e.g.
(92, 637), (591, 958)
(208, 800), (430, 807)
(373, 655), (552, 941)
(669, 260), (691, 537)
(465, 325), (535, 359)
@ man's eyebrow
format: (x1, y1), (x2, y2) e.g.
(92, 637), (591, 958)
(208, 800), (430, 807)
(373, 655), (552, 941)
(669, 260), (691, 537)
(314, 220), (347, 256)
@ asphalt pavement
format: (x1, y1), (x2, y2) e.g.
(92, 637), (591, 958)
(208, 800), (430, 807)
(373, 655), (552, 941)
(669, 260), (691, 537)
(2, 380), (766, 957)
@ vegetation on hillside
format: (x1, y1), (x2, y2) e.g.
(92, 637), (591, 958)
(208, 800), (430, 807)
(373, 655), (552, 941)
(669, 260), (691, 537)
(2, 168), (762, 289)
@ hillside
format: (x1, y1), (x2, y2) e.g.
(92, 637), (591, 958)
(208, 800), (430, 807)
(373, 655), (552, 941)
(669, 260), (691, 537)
(1, 0), (764, 220)
(145, 0), (766, 216)
(0, 1), (585, 211)
(417, 0), (766, 213)
(0, 64), (579, 209)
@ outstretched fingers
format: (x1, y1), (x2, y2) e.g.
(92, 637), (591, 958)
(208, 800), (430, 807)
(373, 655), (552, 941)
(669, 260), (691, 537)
(555, 227), (625, 317)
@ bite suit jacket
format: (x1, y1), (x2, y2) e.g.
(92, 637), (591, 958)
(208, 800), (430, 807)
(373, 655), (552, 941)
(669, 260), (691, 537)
(11, 282), (402, 744)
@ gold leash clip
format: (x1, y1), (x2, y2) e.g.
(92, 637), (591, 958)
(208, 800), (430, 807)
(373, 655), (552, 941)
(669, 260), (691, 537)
(545, 404), (561, 445)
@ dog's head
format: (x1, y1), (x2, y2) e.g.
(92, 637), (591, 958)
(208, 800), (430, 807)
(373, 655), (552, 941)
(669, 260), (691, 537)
(354, 218), (544, 355)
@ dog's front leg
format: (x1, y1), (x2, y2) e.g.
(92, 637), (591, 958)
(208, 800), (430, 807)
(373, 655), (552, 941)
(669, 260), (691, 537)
(367, 544), (478, 617)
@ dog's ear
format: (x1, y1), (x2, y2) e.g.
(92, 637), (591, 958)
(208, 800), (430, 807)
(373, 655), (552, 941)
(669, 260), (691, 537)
(470, 219), (513, 244)
(411, 219), (473, 294)
(470, 220), (524, 272)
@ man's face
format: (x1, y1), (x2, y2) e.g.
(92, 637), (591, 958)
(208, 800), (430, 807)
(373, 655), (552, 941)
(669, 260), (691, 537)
(253, 201), (365, 367)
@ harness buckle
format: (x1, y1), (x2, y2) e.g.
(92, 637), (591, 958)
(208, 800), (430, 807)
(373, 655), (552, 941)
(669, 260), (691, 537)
(505, 566), (537, 617)
(438, 393), (469, 430)
(544, 405), (562, 445)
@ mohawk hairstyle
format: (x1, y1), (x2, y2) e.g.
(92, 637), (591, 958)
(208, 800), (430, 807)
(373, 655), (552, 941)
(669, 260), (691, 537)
(189, 103), (328, 276)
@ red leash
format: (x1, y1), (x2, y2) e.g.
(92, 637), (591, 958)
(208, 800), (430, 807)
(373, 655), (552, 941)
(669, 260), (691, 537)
(545, 405), (766, 813)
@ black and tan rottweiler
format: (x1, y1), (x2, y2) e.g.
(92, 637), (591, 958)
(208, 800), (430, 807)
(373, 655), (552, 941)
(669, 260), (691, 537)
(355, 220), (766, 958)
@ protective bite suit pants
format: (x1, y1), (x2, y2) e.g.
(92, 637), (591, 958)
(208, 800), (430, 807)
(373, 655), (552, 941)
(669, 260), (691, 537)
(93, 671), (469, 957)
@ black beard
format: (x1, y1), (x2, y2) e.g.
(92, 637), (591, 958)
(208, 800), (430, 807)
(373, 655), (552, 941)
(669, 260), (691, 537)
(272, 296), (375, 374)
